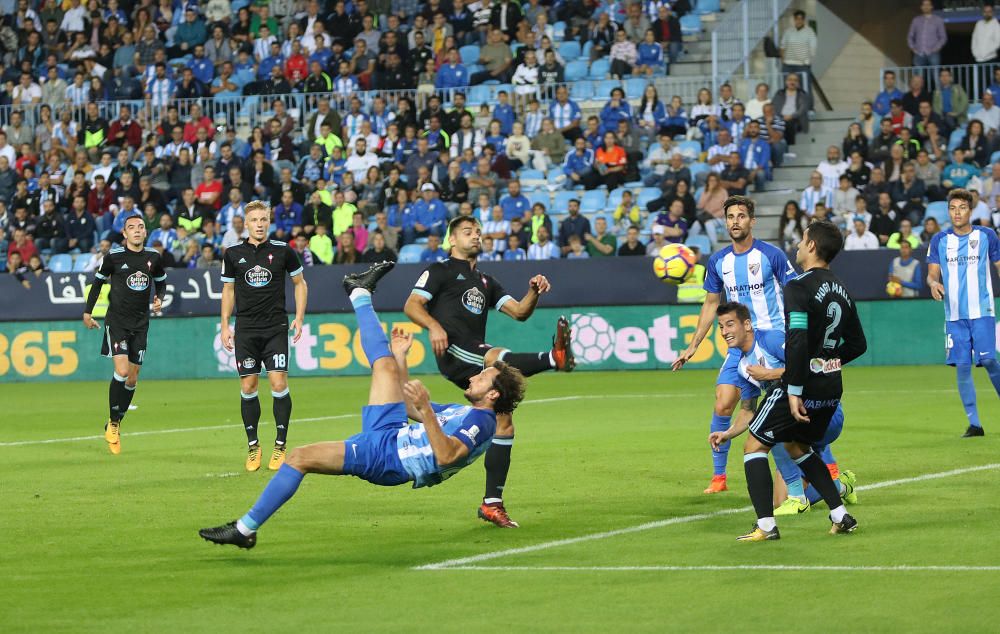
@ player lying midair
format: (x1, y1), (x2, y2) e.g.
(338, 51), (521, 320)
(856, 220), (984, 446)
(199, 261), (526, 549)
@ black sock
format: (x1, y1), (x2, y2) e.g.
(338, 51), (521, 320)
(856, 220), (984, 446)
(241, 391), (261, 447)
(483, 436), (513, 501)
(796, 451), (843, 510)
(272, 391), (292, 446)
(503, 352), (553, 377)
(109, 375), (127, 422)
(119, 383), (136, 421)
(743, 453), (774, 520)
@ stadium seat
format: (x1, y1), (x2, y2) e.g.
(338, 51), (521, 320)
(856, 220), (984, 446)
(638, 187), (660, 208)
(570, 80), (594, 100)
(459, 45), (480, 65)
(565, 60), (589, 82)
(72, 256), (91, 272)
(695, 0), (721, 14)
(582, 40), (593, 58)
(589, 58), (611, 80)
(968, 103), (984, 119)
(468, 85), (491, 105)
(680, 14), (702, 35)
(554, 190), (579, 211)
(596, 79), (620, 98)
(553, 21), (567, 39)
(676, 140), (702, 162)
(520, 168), (546, 187)
(607, 187), (628, 208)
(925, 201), (950, 226)
(49, 254), (73, 273)
(398, 245), (424, 263)
(529, 189), (552, 208)
(547, 168), (566, 185)
(625, 78), (647, 99)
(685, 234), (712, 254)
(948, 128), (966, 152)
(991, 150), (1000, 164)
(559, 40), (582, 61)
(689, 162), (710, 182)
(581, 189), (607, 213)
(694, 186), (705, 201)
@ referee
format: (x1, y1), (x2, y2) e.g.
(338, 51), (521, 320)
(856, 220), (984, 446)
(83, 213), (167, 455)
(221, 201), (308, 472)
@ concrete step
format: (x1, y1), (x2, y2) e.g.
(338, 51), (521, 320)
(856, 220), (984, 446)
(669, 60), (714, 77)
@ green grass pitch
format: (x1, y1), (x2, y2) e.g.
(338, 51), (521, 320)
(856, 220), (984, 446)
(4, 366), (1000, 632)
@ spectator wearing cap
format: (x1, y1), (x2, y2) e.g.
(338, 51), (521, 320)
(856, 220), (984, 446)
(408, 183), (447, 244)
(646, 225), (669, 256)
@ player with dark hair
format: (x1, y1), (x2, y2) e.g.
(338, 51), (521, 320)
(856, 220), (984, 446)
(730, 220), (867, 541)
(926, 188), (1000, 437)
(83, 213), (167, 455)
(404, 215), (574, 528)
(220, 200), (308, 472)
(198, 261), (527, 549)
(672, 195), (797, 494)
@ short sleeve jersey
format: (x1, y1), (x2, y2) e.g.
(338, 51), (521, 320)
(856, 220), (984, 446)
(410, 258), (514, 343)
(928, 226), (1000, 321)
(735, 328), (786, 400)
(221, 239), (303, 332)
(93, 245), (166, 330)
(396, 403), (498, 488)
(704, 239), (796, 330)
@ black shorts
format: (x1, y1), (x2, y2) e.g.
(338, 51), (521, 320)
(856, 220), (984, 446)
(437, 339), (494, 388)
(234, 327), (289, 377)
(101, 324), (148, 365)
(748, 386), (841, 448)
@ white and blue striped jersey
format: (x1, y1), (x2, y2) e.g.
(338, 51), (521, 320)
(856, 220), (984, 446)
(396, 403), (496, 488)
(928, 226), (1000, 321)
(735, 328), (786, 400)
(705, 239), (796, 330)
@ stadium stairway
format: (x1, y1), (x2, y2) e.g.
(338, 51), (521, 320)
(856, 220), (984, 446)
(754, 110), (857, 242)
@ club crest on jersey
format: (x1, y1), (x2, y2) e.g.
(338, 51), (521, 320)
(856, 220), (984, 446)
(971, 238), (979, 250)
(126, 271), (150, 291)
(245, 265), (272, 287)
(749, 262), (760, 276)
(268, 253), (274, 264)
(462, 287), (486, 314)
(481, 276), (488, 287)
(243, 357), (256, 369)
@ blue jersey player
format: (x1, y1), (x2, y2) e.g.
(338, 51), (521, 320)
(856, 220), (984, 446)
(707, 302), (857, 517)
(199, 261), (527, 549)
(672, 196), (796, 493)
(926, 188), (1000, 438)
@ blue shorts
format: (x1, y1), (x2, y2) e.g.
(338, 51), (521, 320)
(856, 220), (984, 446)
(946, 317), (997, 366)
(716, 348), (742, 387)
(341, 402), (412, 487)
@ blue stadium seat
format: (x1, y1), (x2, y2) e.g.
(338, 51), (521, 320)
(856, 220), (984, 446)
(529, 189), (551, 208)
(589, 58), (610, 79)
(676, 140), (702, 162)
(459, 44), (480, 65)
(72, 256), (91, 272)
(548, 168), (567, 185)
(925, 201), (950, 226)
(689, 162), (710, 182)
(565, 60), (589, 82)
(520, 168), (547, 189)
(680, 14), (702, 36)
(685, 234), (712, 254)
(695, 0), (721, 14)
(638, 187), (661, 208)
(694, 186), (705, 200)
(581, 189), (607, 213)
(991, 150), (1000, 164)
(559, 40), (581, 61)
(948, 128), (966, 152)
(398, 245), (424, 263)
(554, 190), (579, 211)
(582, 40), (594, 58)
(553, 21), (567, 39)
(625, 77), (647, 99)
(570, 80), (593, 100)
(468, 85), (491, 105)
(596, 79), (620, 98)
(49, 254), (73, 273)
(607, 187), (628, 208)
(968, 103), (984, 119)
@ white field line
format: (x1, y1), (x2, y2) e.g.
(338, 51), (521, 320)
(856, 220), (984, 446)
(436, 565), (1000, 572)
(414, 463), (1000, 571)
(0, 387), (964, 448)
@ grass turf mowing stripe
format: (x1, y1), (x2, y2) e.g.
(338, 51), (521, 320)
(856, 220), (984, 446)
(433, 565), (1000, 572)
(414, 463), (1000, 571)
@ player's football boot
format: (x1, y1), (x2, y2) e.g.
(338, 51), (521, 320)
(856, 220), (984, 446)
(703, 474), (728, 494)
(551, 316), (576, 372)
(737, 524), (780, 541)
(478, 501), (520, 528)
(199, 521), (256, 549)
(343, 260), (396, 295)
(839, 469), (858, 504)
(245, 444), (262, 471)
(830, 513), (858, 535)
(962, 425), (985, 438)
(104, 420), (121, 455)
(774, 496), (810, 516)
(268, 444), (286, 470)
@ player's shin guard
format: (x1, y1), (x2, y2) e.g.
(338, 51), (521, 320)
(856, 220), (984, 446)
(239, 463), (305, 532)
(772, 444), (806, 499)
(710, 414), (731, 475)
(350, 292), (391, 365)
(483, 436), (513, 502)
(980, 358), (1000, 398)
(956, 365), (982, 428)
(241, 391), (261, 446)
(744, 452), (775, 524)
(109, 372), (128, 422)
(272, 389), (291, 445)
(500, 351), (553, 376)
(794, 451), (842, 510)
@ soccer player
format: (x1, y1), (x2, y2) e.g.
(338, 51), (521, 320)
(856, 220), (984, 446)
(708, 302), (857, 517)
(727, 221), (867, 541)
(671, 195), (796, 494)
(926, 188), (1000, 438)
(404, 215), (574, 528)
(83, 213), (167, 454)
(220, 200), (308, 471)
(198, 262), (527, 549)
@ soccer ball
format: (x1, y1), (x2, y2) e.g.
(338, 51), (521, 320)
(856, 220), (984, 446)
(570, 313), (616, 364)
(653, 244), (697, 285)
(886, 280), (903, 297)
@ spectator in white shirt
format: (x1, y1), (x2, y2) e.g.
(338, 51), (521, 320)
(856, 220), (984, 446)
(745, 82), (771, 120)
(61, 0), (87, 32)
(844, 217), (879, 250)
(800, 171), (833, 215)
(527, 225), (559, 259)
(972, 4), (1000, 63)
(706, 129), (737, 175)
(973, 90), (1000, 135)
(816, 145), (848, 191)
(343, 138), (379, 181)
(483, 206), (511, 253)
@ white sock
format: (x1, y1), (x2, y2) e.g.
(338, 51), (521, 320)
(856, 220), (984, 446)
(757, 517), (776, 531)
(548, 351), (555, 367)
(235, 519), (256, 536)
(830, 505), (847, 523)
(483, 497), (503, 505)
(349, 288), (371, 302)
(791, 494), (808, 504)
(836, 480), (846, 495)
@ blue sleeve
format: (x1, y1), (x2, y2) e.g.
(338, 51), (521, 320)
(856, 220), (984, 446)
(430, 402), (450, 413)
(989, 228), (1000, 263)
(770, 246), (796, 284)
(703, 254), (722, 293)
(927, 233), (942, 265)
(449, 409), (492, 451)
(758, 329), (786, 362)
(901, 262), (923, 290)
(738, 376), (761, 401)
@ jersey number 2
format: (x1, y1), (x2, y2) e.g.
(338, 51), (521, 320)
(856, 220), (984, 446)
(823, 303), (842, 350)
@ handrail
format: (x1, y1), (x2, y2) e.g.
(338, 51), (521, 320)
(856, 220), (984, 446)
(880, 62), (1000, 104)
(711, 0), (793, 89)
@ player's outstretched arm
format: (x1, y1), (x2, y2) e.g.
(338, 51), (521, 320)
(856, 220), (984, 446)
(220, 282), (236, 351)
(404, 293), (449, 356)
(926, 262), (944, 301)
(403, 380), (469, 465)
(672, 291), (721, 371)
(391, 329), (422, 420)
(709, 397), (756, 450)
(500, 274), (550, 322)
(290, 273), (307, 343)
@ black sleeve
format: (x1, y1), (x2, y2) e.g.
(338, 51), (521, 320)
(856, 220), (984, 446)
(783, 280), (811, 397)
(411, 263), (445, 300)
(152, 254), (167, 299)
(486, 274), (510, 312)
(285, 245), (303, 276)
(85, 254), (114, 314)
(838, 296), (868, 366)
